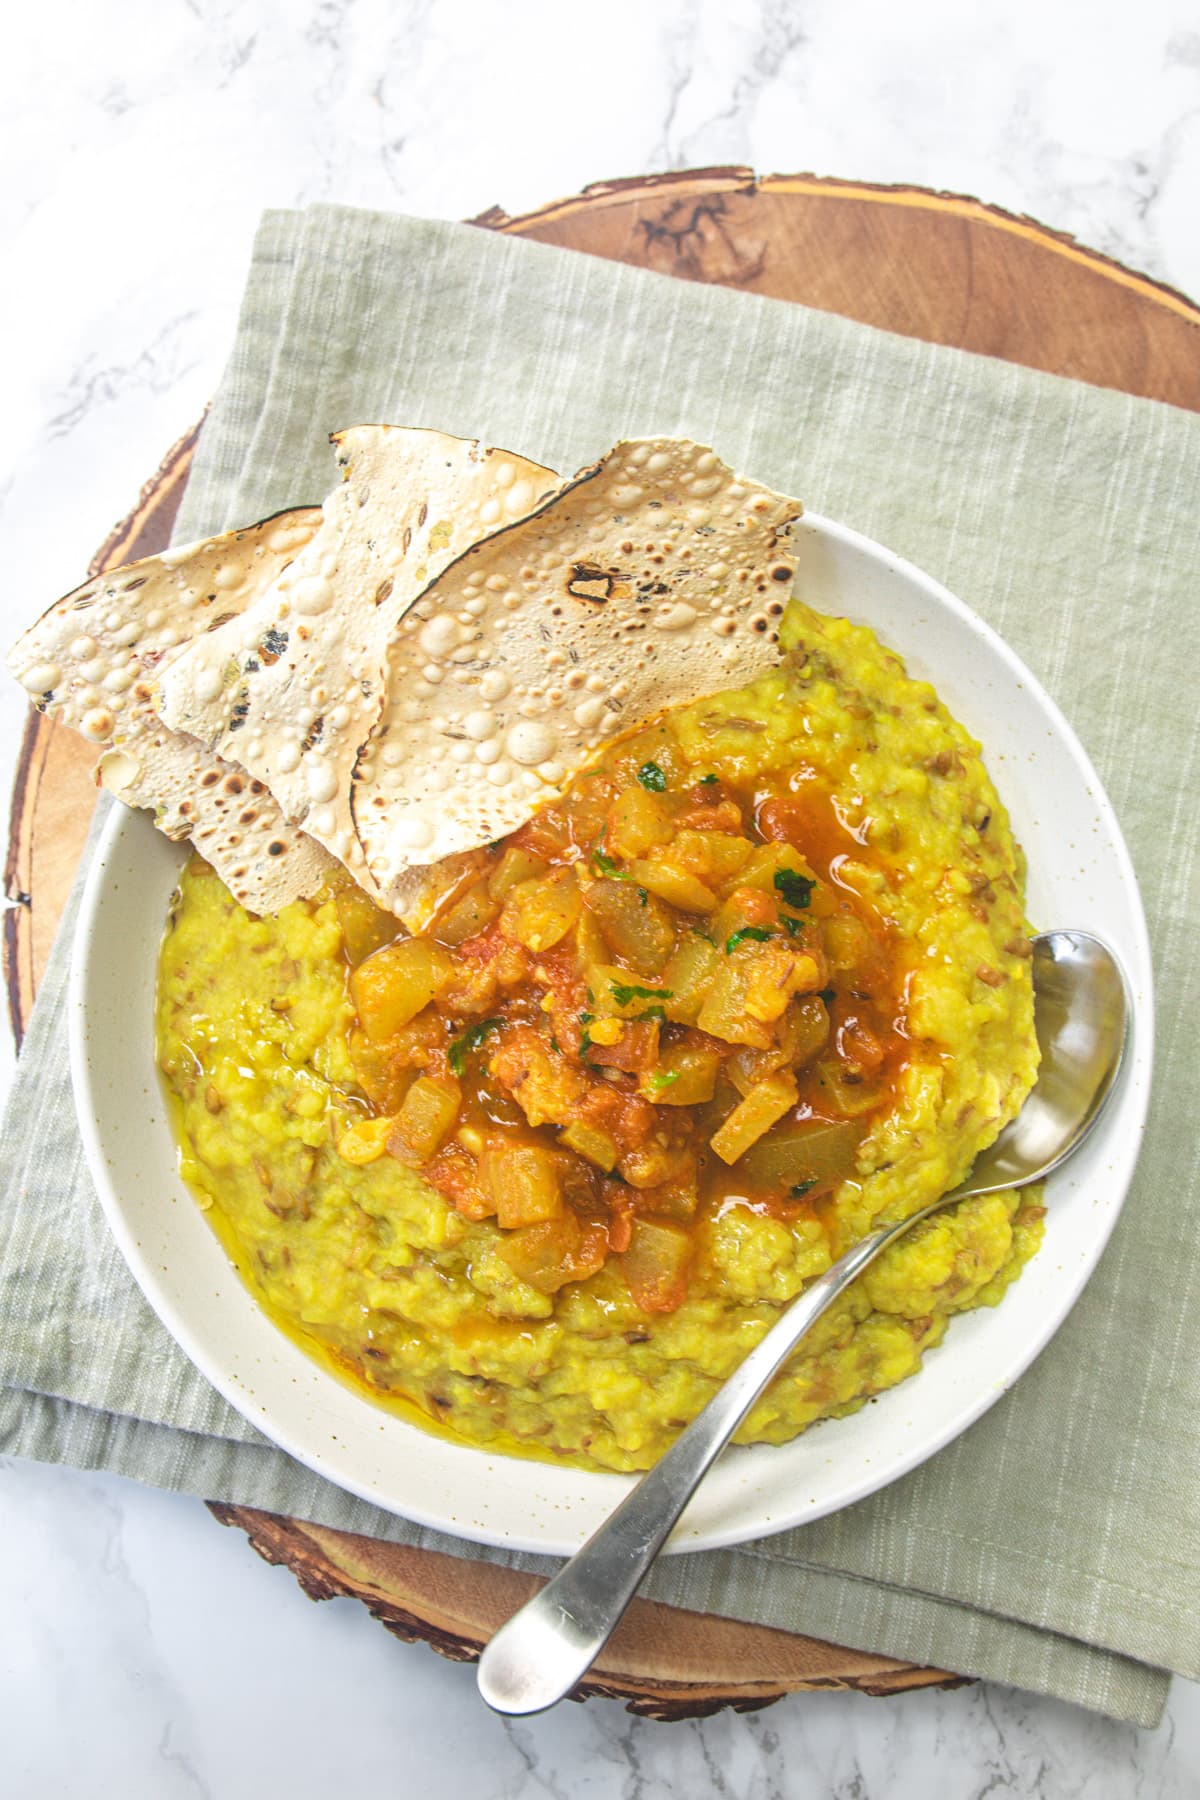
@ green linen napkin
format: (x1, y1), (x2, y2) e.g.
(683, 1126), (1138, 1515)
(3, 204), (1197, 1728)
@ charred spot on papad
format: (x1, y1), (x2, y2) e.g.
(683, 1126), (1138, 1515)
(8, 505), (331, 909)
(11, 433), (803, 924)
(98, 729), (337, 915)
(350, 438), (801, 900)
(155, 426), (557, 888)
(8, 508), (321, 746)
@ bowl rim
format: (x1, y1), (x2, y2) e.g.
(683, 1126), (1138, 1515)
(68, 508), (1156, 1556)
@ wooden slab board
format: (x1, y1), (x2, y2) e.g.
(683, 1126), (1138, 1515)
(8, 168), (1199, 1716)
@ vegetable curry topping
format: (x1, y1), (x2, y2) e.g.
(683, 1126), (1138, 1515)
(336, 720), (907, 1317)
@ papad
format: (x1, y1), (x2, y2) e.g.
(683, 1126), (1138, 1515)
(351, 439), (801, 900)
(155, 427), (556, 889)
(8, 509), (337, 912)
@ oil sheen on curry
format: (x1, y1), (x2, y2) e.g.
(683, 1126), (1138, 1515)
(157, 600), (1044, 1472)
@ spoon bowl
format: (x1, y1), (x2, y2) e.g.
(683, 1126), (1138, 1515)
(940, 930), (1129, 1205)
(477, 929), (1130, 1715)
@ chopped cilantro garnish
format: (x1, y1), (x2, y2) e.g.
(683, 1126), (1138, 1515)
(610, 982), (673, 1007)
(448, 1017), (503, 1076)
(549, 1031), (562, 1056)
(725, 925), (774, 955)
(635, 1004), (667, 1023)
(645, 1068), (682, 1094)
(774, 869), (816, 910)
(780, 913), (805, 938)
(590, 837), (631, 880)
(637, 761), (667, 792)
(820, 986), (836, 1007)
(638, 887), (649, 908)
(699, 773), (718, 785)
(790, 1178), (817, 1198)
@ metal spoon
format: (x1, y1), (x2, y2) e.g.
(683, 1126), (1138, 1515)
(477, 929), (1129, 1716)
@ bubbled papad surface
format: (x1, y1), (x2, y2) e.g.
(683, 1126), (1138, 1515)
(351, 438), (803, 896)
(156, 426), (556, 895)
(12, 431), (804, 917)
(7, 509), (339, 913)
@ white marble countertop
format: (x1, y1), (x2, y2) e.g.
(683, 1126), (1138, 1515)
(4, 2), (1200, 1791)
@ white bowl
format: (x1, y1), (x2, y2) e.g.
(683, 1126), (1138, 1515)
(69, 513), (1154, 1556)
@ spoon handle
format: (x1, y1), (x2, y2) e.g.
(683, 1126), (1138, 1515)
(477, 1200), (941, 1715)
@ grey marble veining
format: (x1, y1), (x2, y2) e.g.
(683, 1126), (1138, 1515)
(3, 1), (1200, 1791)
(5, 1460), (1200, 1798)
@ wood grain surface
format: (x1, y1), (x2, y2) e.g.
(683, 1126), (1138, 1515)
(205, 1505), (962, 1718)
(8, 167), (1199, 1716)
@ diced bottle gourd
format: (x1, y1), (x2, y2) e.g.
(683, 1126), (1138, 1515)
(350, 938), (453, 1040)
(335, 884), (400, 966)
(582, 877), (676, 974)
(387, 1076), (462, 1165)
(638, 1040), (720, 1105)
(432, 883), (501, 947)
(488, 846), (549, 900)
(627, 858), (719, 914)
(559, 1120), (620, 1172)
(619, 1216), (693, 1313)
(499, 1213), (608, 1293)
(609, 785), (675, 859)
(710, 1071), (799, 1163)
(484, 1143), (565, 1227)
(502, 872), (582, 952)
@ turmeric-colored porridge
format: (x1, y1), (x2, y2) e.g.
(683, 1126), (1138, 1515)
(157, 599), (1043, 1473)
